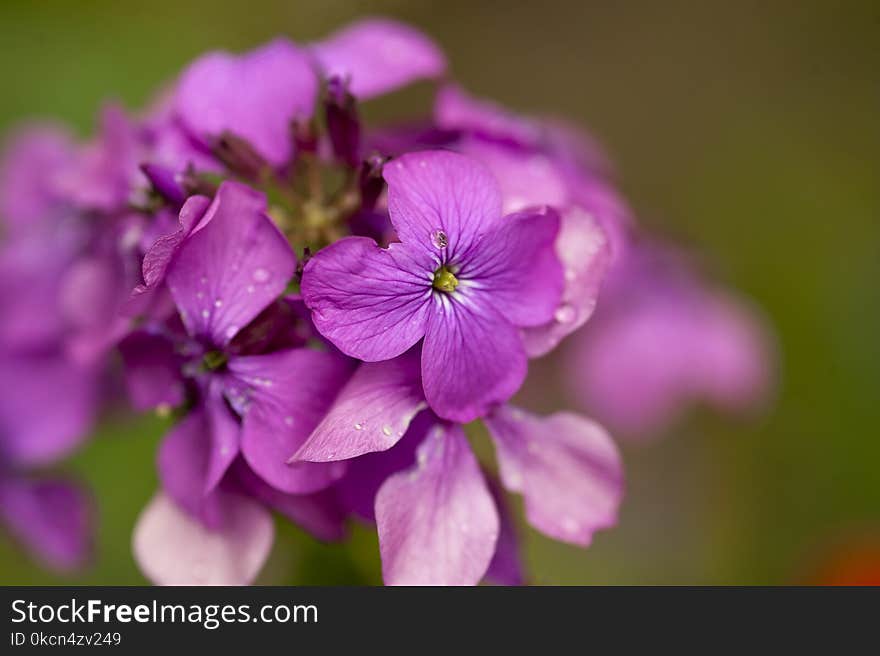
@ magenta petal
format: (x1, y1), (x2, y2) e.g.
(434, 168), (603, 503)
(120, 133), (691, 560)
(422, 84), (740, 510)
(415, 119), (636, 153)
(133, 491), (273, 585)
(485, 406), (623, 547)
(311, 19), (446, 100)
(0, 476), (92, 571)
(375, 422), (499, 585)
(435, 85), (543, 146)
(422, 299), (527, 423)
(229, 459), (346, 542)
(137, 195), (211, 291)
(335, 410), (431, 521)
(384, 150), (503, 261)
(457, 137), (569, 214)
(166, 181), (296, 347)
(204, 389), (240, 494)
(295, 349), (425, 462)
(483, 473), (524, 586)
(0, 354), (97, 467)
(301, 236), (431, 361)
(522, 207), (610, 357)
(174, 39), (317, 166)
(466, 206), (564, 328)
(157, 394), (238, 527)
(229, 349), (352, 494)
(118, 331), (185, 412)
(0, 124), (73, 231)
(54, 105), (141, 212)
(695, 296), (773, 413)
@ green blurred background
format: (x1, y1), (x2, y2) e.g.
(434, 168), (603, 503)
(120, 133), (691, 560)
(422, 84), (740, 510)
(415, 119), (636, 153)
(1, 0), (877, 584)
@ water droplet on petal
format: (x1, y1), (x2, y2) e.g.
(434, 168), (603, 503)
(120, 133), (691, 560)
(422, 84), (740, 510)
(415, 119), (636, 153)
(382, 425), (393, 437)
(283, 416), (294, 427)
(554, 304), (576, 324)
(252, 268), (270, 283)
(214, 299), (223, 308)
(199, 276), (207, 285)
(430, 229), (448, 249)
(200, 309), (210, 319)
(354, 423), (364, 431)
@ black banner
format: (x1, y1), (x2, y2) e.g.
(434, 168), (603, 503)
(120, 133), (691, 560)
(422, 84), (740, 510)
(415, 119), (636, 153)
(1, 586), (876, 650)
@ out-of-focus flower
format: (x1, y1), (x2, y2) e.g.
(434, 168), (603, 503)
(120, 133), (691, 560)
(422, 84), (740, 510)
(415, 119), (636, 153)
(567, 243), (773, 438)
(301, 150), (564, 422)
(0, 125), (109, 570)
(0, 475), (92, 572)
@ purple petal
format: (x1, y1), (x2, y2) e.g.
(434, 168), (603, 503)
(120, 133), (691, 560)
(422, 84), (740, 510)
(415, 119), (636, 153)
(301, 236), (432, 361)
(485, 406), (623, 547)
(311, 19), (446, 100)
(0, 230), (75, 351)
(54, 105), (141, 212)
(435, 85), (544, 146)
(570, 300), (692, 436)
(57, 255), (125, 336)
(133, 491), (273, 585)
(118, 331), (185, 412)
(384, 150), (503, 261)
(140, 162), (186, 206)
(483, 472), (525, 585)
(695, 296), (773, 412)
(522, 207), (610, 357)
(141, 195), (211, 289)
(295, 349), (425, 462)
(228, 348), (352, 494)
(0, 476), (92, 571)
(0, 124), (74, 231)
(157, 390), (239, 527)
(174, 39), (318, 166)
(422, 298), (527, 423)
(229, 459), (346, 542)
(0, 353), (98, 467)
(456, 137), (569, 214)
(335, 410), (431, 522)
(375, 421), (499, 585)
(464, 206), (564, 328)
(166, 181), (296, 347)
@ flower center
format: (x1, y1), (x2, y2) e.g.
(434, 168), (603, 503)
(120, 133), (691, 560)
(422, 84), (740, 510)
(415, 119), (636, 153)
(202, 350), (228, 371)
(432, 265), (459, 294)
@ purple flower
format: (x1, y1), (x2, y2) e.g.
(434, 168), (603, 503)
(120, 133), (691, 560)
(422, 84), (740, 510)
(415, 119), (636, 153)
(301, 150), (564, 422)
(429, 85), (637, 356)
(0, 475), (92, 572)
(126, 181), (353, 584)
(567, 243), (773, 437)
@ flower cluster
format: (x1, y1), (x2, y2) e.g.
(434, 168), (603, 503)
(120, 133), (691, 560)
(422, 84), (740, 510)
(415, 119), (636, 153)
(0, 18), (770, 584)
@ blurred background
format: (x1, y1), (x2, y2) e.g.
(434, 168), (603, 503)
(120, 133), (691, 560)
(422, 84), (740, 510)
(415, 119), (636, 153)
(0, 0), (877, 584)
